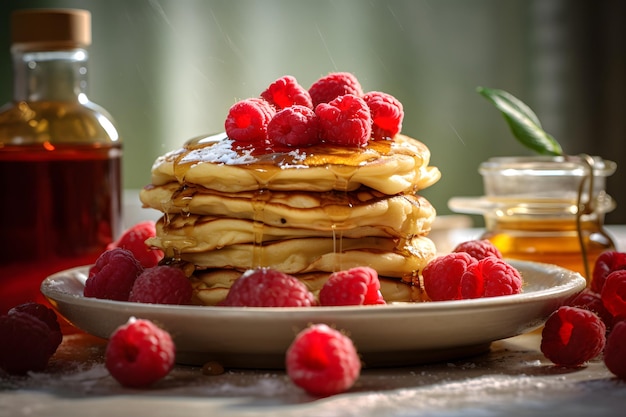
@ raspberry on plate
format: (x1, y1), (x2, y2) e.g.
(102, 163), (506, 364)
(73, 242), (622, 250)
(267, 105), (320, 148)
(604, 319), (626, 379)
(600, 269), (626, 319)
(107, 221), (163, 268)
(129, 265), (193, 305)
(453, 239), (503, 260)
(540, 306), (606, 367)
(309, 72), (364, 107)
(84, 248), (144, 301)
(363, 91), (404, 140)
(225, 98), (276, 144)
(286, 323), (361, 396)
(460, 257), (523, 299)
(315, 94), (372, 147)
(105, 317), (175, 387)
(421, 252), (477, 301)
(590, 251), (626, 294)
(0, 307), (62, 375)
(223, 268), (316, 307)
(319, 266), (386, 306)
(261, 75), (313, 110)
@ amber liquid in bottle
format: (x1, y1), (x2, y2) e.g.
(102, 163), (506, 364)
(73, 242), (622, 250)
(0, 10), (122, 317)
(0, 102), (122, 314)
(482, 217), (615, 279)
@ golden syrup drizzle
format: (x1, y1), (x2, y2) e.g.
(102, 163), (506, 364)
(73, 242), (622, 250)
(322, 166), (357, 272)
(251, 188), (272, 268)
(166, 134), (422, 271)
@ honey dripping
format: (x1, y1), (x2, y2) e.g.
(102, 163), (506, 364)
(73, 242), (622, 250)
(325, 165), (358, 272)
(250, 188), (272, 268)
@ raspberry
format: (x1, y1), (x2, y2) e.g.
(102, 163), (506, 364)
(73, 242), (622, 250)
(460, 257), (523, 299)
(363, 91), (404, 140)
(224, 98), (276, 144)
(286, 323), (361, 396)
(601, 270), (626, 319)
(0, 310), (60, 374)
(105, 317), (175, 387)
(604, 319), (626, 379)
(309, 72), (364, 107)
(319, 266), (386, 306)
(84, 248), (143, 301)
(540, 306), (606, 367)
(223, 268), (316, 307)
(267, 105), (320, 148)
(260, 75), (313, 110)
(590, 251), (626, 294)
(9, 302), (63, 351)
(315, 94), (372, 147)
(569, 288), (614, 331)
(129, 265), (192, 305)
(453, 239), (503, 260)
(107, 221), (163, 268)
(421, 252), (477, 301)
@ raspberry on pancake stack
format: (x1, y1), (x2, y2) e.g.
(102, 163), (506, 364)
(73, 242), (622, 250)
(140, 73), (441, 305)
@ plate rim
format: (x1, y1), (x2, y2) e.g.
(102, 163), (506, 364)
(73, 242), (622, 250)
(41, 259), (586, 317)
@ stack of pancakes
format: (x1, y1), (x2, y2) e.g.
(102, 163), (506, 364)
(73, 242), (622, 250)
(140, 132), (441, 305)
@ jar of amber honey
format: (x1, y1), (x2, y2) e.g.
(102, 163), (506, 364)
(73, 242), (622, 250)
(449, 155), (617, 281)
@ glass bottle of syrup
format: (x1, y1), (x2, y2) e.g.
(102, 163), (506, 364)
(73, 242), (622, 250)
(0, 9), (122, 314)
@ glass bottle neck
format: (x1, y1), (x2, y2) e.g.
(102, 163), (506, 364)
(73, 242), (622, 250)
(12, 48), (89, 102)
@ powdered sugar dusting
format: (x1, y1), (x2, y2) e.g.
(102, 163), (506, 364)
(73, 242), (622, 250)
(181, 134), (258, 166)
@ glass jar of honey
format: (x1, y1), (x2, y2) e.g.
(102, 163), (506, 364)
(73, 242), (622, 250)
(449, 155), (617, 281)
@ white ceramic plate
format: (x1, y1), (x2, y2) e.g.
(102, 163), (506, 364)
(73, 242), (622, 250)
(42, 260), (585, 368)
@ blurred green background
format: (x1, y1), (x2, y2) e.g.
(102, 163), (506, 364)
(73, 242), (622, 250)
(1, 0), (624, 224)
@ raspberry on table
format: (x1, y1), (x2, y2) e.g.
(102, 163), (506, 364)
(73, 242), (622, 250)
(604, 319), (626, 379)
(223, 268), (316, 307)
(540, 306), (606, 367)
(129, 265), (193, 305)
(267, 105), (320, 148)
(286, 323), (361, 397)
(421, 252), (477, 301)
(84, 248), (144, 301)
(363, 91), (404, 140)
(460, 257), (523, 299)
(319, 266), (386, 306)
(315, 94), (372, 147)
(309, 72), (364, 107)
(590, 251), (626, 294)
(569, 288), (614, 331)
(105, 317), (175, 388)
(453, 239), (503, 260)
(9, 302), (61, 335)
(260, 75), (313, 110)
(0, 307), (62, 375)
(225, 98), (276, 144)
(107, 221), (163, 268)
(600, 270), (626, 319)
(9, 302), (63, 351)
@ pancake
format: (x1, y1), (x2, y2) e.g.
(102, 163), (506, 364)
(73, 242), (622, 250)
(189, 269), (425, 306)
(168, 236), (436, 279)
(149, 132), (441, 195)
(140, 185), (435, 244)
(141, 73), (442, 305)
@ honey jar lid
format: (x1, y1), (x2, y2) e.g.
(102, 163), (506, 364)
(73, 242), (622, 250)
(11, 8), (91, 51)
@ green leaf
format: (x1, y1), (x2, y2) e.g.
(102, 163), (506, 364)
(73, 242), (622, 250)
(477, 86), (563, 156)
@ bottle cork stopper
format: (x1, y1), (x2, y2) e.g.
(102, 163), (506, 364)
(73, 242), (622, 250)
(11, 8), (91, 51)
